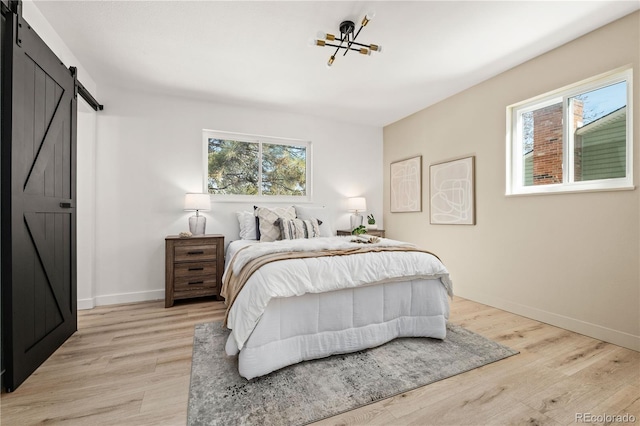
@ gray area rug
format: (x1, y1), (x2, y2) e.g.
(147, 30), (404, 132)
(188, 322), (518, 426)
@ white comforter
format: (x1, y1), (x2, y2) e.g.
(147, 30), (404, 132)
(224, 236), (453, 351)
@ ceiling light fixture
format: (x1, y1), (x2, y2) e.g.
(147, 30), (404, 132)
(312, 13), (382, 67)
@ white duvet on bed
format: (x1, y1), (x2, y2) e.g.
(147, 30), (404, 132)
(230, 277), (449, 379)
(224, 237), (453, 351)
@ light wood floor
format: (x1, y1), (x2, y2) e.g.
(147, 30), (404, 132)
(1, 297), (638, 425)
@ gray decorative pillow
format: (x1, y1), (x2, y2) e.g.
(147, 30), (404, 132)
(279, 218), (321, 240)
(254, 206), (296, 242)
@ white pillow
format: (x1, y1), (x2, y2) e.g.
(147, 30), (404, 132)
(254, 206), (296, 242)
(294, 205), (335, 237)
(236, 211), (257, 240)
(279, 218), (321, 240)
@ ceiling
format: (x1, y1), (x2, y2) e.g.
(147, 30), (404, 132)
(33, 1), (639, 127)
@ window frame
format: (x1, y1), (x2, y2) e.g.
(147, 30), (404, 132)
(202, 129), (313, 202)
(506, 67), (634, 196)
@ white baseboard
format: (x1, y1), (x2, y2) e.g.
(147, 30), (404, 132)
(458, 288), (640, 352)
(77, 298), (96, 310)
(93, 289), (164, 307)
(77, 290), (163, 310)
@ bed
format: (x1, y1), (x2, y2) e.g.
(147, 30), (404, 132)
(221, 233), (453, 380)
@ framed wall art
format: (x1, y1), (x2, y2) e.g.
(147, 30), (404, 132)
(390, 155), (422, 213)
(430, 156), (475, 225)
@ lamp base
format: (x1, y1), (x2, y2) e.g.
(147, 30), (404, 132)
(350, 213), (363, 230)
(189, 215), (206, 235)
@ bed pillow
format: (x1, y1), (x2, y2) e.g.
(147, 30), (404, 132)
(236, 211), (257, 240)
(254, 205), (296, 242)
(278, 218), (321, 240)
(294, 205), (335, 237)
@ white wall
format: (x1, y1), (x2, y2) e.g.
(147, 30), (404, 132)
(24, 2), (98, 310)
(92, 86), (383, 305)
(76, 101), (97, 309)
(383, 12), (639, 350)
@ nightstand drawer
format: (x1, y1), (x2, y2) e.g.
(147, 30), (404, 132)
(174, 245), (217, 262)
(174, 275), (217, 291)
(174, 262), (216, 278)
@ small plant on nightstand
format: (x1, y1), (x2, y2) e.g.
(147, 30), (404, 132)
(352, 225), (367, 235)
(367, 214), (377, 229)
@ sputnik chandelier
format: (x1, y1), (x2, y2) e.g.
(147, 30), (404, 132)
(312, 13), (382, 67)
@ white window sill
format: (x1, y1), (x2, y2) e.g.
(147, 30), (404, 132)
(208, 194), (312, 204)
(506, 180), (635, 196)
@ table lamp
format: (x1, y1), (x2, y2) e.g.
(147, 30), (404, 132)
(184, 193), (210, 235)
(347, 197), (367, 230)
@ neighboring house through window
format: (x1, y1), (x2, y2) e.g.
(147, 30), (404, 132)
(507, 68), (633, 195)
(203, 130), (311, 201)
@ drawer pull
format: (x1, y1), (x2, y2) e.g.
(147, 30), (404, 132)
(187, 250), (204, 255)
(188, 267), (204, 271)
(188, 281), (204, 285)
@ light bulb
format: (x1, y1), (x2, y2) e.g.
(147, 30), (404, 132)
(362, 11), (376, 26)
(316, 31), (326, 39)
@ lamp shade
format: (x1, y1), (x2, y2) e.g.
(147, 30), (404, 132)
(184, 193), (210, 211)
(347, 197), (367, 212)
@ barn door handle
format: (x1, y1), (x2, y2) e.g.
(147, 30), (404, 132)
(59, 202), (72, 208)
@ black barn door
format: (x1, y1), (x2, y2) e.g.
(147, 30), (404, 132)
(2, 8), (77, 391)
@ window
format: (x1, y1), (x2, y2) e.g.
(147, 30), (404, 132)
(203, 130), (311, 201)
(507, 68), (633, 195)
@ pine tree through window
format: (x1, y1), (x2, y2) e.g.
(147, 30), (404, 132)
(203, 131), (311, 200)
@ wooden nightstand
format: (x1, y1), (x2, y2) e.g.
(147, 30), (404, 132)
(337, 229), (386, 238)
(165, 234), (224, 307)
